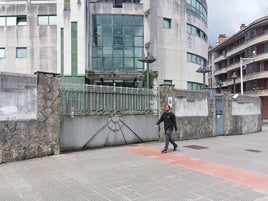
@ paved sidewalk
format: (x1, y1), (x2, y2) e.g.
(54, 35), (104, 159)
(0, 126), (268, 201)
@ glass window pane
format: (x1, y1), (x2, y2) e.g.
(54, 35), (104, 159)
(49, 16), (57, 25)
(102, 15), (112, 24)
(6, 17), (16, 26)
(94, 15), (101, 25)
(16, 48), (27, 58)
(102, 25), (112, 35)
(134, 16), (143, 25)
(92, 47), (102, 57)
(0, 17), (5, 26)
(134, 47), (143, 57)
(163, 18), (171, 28)
(17, 16), (27, 25)
(114, 57), (123, 68)
(103, 36), (113, 47)
(124, 16), (133, 25)
(113, 15), (123, 25)
(114, 26), (123, 35)
(0, 48), (5, 58)
(134, 26), (143, 36)
(92, 57), (102, 70)
(124, 48), (134, 57)
(103, 47), (113, 56)
(113, 49), (123, 57)
(134, 37), (143, 46)
(124, 26), (133, 35)
(125, 58), (134, 69)
(113, 35), (123, 48)
(135, 60), (144, 70)
(38, 16), (48, 25)
(124, 36), (133, 46)
(103, 57), (113, 70)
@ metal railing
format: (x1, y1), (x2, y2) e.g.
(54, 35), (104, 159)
(60, 83), (158, 117)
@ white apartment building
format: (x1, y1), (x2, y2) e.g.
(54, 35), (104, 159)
(209, 16), (268, 119)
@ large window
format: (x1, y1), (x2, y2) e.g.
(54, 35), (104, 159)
(186, 0), (207, 24)
(96, 0), (141, 8)
(92, 14), (144, 72)
(0, 16), (27, 26)
(71, 22), (78, 76)
(187, 23), (207, 42)
(187, 52), (206, 66)
(187, 81), (203, 91)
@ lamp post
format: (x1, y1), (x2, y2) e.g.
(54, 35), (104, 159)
(218, 80), (223, 93)
(231, 72), (238, 94)
(196, 65), (212, 89)
(138, 52), (156, 90)
(239, 51), (256, 95)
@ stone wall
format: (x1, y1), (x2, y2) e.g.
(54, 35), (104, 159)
(158, 85), (262, 141)
(0, 72), (60, 163)
(159, 85), (214, 141)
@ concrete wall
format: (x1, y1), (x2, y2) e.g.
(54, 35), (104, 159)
(159, 85), (262, 141)
(0, 72), (60, 163)
(60, 115), (159, 151)
(0, 72), (37, 120)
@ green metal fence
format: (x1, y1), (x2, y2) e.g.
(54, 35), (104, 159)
(60, 83), (158, 116)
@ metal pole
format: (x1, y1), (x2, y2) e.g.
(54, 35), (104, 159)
(203, 73), (205, 88)
(240, 57), (243, 95)
(233, 79), (236, 94)
(146, 62), (149, 90)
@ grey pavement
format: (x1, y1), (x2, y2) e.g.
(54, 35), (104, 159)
(0, 125), (268, 201)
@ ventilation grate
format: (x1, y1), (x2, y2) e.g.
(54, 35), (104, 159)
(184, 145), (208, 150)
(245, 149), (261, 153)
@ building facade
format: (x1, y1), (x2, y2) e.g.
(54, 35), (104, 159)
(209, 16), (268, 119)
(58, 0), (208, 89)
(0, 0), (208, 90)
(0, 0), (57, 74)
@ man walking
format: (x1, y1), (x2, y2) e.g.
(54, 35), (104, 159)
(154, 103), (178, 153)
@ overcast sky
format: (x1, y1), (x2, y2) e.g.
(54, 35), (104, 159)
(207, 0), (268, 47)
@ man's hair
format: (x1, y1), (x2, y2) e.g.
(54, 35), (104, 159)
(164, 103), (170, 109)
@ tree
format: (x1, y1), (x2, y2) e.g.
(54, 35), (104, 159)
(142, 70), (155, 89)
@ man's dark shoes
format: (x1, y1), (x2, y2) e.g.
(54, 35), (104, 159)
(161, 149), (167, 154)
(173, 144), (178, 151)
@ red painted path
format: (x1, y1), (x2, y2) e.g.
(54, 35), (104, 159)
(123, 145), (268, 192)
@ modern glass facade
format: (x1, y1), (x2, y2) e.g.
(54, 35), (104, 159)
(92, 14), (144, 72)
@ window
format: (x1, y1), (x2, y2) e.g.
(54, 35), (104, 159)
(187, 52), (207, 65)
(0, 48), (5, 58)
(6, 16), (16, 26)
(71, 22), (78, 76)
(92, 14), (144, 72)
(17, 16), (27, 25)
(0, 17), (5, 26)
(38, 16), (57, 25)
(64, 0), (70, 9)
(186, 0), (207, 24)
(16, 47), (27, 58)
(186, 23), (207, 42)
(0, 16), (27, 26)
(163, 18), (171, 29)
(187, 81), (203, 91)
(164, 80), (172, 85)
